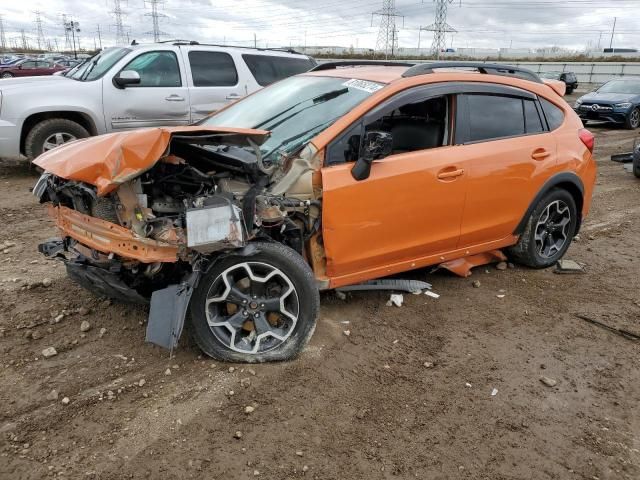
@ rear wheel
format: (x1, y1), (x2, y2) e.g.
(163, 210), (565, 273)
(565, 86), (573, 94)
(633, 151), (640, 179)
(508, 189), (578, 268)
(189, 242), (319, 363)
(624, 108), (640, 130)
(1, 72), (13, 78)
(24, 118), (89, 159)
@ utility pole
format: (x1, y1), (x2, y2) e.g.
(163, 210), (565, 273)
(144, 0), (167, 42)
(34, 10), (46, 50)
(372, 0), (404, 59)
(596, 31), (603, 52)
(96, 25), (103, 49)
(65, 19), (80, 59)
(112, 0), (128, 46)
(53, 38), (59, 52)
(254, 33), (257, 48)
(609, 17), (617, 52)
(62, 14), (72, 51)
(0, 15), (6, 51)
(20, 29), (28, 51)
(418, 25), (430, 52)
(423, 0), (457, 59)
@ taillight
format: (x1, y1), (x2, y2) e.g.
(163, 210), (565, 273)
(579, 128), (594, 153)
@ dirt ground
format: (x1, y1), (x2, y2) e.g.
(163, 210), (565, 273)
(1, 90), (639, 480)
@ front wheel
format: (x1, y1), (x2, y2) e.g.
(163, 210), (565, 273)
(508, 189), (578, 268)
(24, 118), (90, 159)
(189, 242), (319, 363)
(624, 108), (640, 130)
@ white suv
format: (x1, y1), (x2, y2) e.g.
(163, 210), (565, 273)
(0, 41), (316, 159)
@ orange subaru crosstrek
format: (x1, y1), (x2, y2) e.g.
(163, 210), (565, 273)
(33, 61), (596, 362)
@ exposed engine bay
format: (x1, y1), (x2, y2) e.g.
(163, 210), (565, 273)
(34, 130), (322, 349)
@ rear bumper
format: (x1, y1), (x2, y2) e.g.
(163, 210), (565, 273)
(46, 204), (179, 263)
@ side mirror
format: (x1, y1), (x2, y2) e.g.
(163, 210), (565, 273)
(351, 131), (393, 181)
(113, 70), (141, 88)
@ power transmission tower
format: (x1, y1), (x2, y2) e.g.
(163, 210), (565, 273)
(0, 15), (6, 51)
(96, 24), (103, 49)
(372, 0), (404, 59)
(112, 0), (128, 45)
(144, 0), (168, 42)
(62, 14), (72, 50)
(34, 10), (46, 50)
(423, 0), (456, 59)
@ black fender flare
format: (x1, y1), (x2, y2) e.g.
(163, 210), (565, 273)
(513, 172), (585, 236)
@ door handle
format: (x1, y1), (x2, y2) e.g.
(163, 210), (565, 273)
(225, 93), (242, 100)
(437, 168), (465, 180)
(165, 95), (185, 102)
(531, 148), (550, 160)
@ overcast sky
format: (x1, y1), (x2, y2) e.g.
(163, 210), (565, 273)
(1, 0), (639, 52)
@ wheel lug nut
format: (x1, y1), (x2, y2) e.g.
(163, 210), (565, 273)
(243, 311), (248, 316)
(254, 313), (259, 318)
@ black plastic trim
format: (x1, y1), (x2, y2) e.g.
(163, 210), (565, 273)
(311, 61), (415, 72)
(513, 172), (585, 235)
(402, 62), (542, 84)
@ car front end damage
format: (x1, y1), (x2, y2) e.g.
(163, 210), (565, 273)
(33, 126), (323, 352)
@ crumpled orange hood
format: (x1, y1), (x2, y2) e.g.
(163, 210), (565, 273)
(33, 126), (270, 196)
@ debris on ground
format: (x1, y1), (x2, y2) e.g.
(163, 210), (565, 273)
(244, 405), (255, 414)
(491, 388), (498, 396)
(465, 382), (472, 388)
(343, 330), (351, 337)
(61, 397), (70, 405)
(423, 361), (434, 368)
(386, 294), (404, 307)
(472, 280), (481, 288)
(80, 320), (91, 332)
(234, 431), (243, 439)
(496, 261), (508, 271)
(42, 347), (57, 358)
(555, 259), (586, 274)
(46, 389), (59, 401)
(575, 314), (640, 341)
(424, 290), (440, 299)
(540, 376), (557, 387)
(335, 290), (347, 301)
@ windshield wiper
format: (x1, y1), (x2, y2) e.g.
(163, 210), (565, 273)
(254, 87), (349, 130)
(262, 117), (339, 161)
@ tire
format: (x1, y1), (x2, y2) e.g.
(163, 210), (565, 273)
(189, 242), (320, 363)
(624, 107), (640, 130)
(633, 151), (640, 179)
(1, 72), (13, 78)
(24, 118), (90, 159)
(565, 86), (573, 95)
(508, 188), (578, 268)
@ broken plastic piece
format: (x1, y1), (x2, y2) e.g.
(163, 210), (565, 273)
(336, 279), (432, 294)
(555, 259), (585, 274)
(438, 250), (507, 278)
(386, 294), (404, 307)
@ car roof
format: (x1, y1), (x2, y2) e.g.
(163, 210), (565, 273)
(128, 42), (311, 59)
(304, 65), (410, 84)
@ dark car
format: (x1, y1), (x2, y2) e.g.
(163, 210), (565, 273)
(574, 78), (640, 129)
(540, 71), (578, 94)
(0, 59), (66, 79)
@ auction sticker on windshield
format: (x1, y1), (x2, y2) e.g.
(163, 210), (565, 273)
(342, 78), (383, 93)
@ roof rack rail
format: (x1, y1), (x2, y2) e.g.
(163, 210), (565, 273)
(161, 40), (304, 54)
(402, 62), (542, 84)
(311, 60), (416, 72)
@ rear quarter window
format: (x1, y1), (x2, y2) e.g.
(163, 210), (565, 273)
(466, 94), (525, 142)
(242, 54), (315, 86)
(188, 51), (238, 87)
(539, 98), (565, 131)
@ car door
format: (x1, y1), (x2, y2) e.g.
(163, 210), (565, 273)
(321, 87), (468, 281)
(16, 60), (37, 77)
(181, 48), (246, 122)
(35, 61), (54, 76)
(102, 49), (190, 131)
(454, 91), (557, 248)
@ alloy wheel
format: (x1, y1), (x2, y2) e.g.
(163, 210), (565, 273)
(42, 132), (77, 152)
(205, 262), (299, 355)
(534, 200), (571, 259)
(630, 109), (640, 128)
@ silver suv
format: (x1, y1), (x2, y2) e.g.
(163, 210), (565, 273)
(0, 41), (315, 159)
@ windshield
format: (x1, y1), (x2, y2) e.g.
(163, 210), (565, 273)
(68, 47), (131, 81)
(597, 79), (640, 94)
(202, 75), (382, 161)
(540, 72), (561, 80)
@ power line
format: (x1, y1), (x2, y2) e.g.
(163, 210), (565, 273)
(372, 0), (404, 58)
(144, 0), (168, 42)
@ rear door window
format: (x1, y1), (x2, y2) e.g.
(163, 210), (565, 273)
(188, 51), (238, 87)
(242, 54), (315, 86)
(539, 98), (565, 131)
(524, 99), (544, 134)
(466, 94), (525, 142)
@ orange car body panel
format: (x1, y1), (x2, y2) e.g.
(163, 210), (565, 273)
(310, 69), (595, 288)
(33, 126), (269, 196)
(47, 205), (179, 263)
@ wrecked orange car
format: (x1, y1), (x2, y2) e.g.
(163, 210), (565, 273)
(34, 61), (596, 362)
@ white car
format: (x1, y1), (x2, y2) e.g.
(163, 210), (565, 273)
(0, 42), (316, 159)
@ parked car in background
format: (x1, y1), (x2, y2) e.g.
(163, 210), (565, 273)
(54, 59), (81, 69)
(540, 71), (578, 94)
(0, 42), (316, 160)
(0, 58), (66, 78)
(33, 61), (596, 362)
(574, 78), (640, 129)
